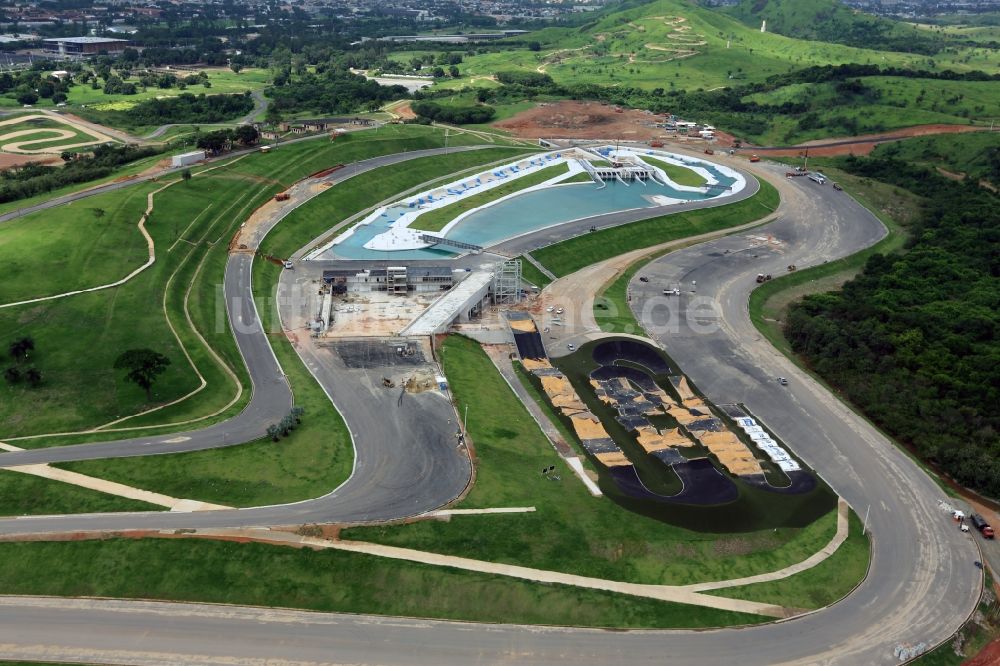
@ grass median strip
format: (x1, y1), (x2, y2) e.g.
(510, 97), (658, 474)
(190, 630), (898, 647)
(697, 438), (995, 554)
(0, 470), (160, 516)
(346, 335), (846, 589)
(533, 178), (779, 278)
(0, 537), (764, 628)
(642, 157), (707, 187)
(707, 512), (870, 610)
(410, 162), (568, 233)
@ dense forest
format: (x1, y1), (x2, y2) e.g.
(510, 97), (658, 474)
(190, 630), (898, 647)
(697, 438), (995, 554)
(785, 158), (1000, 497)
(265, 69), (408, 117)
(410, 100), (495, 125)
(124, 92), (255, 126)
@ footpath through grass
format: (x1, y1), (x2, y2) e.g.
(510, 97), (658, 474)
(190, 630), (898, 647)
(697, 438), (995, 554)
(642, 156), (707, 187)
(533, 178), (779, 278)
(0, 470), (159, 516)
(0, 125), (482, 443)
(411, 161), (567, 232)
(708, 512), (870, 609)
(0, 537), (763, 628)
(59, 261), (355, 508)
(346, 335), (849, 591)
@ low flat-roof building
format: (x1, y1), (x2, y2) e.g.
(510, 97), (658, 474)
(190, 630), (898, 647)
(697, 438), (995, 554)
(323, 265), (454, 295)
(43, 36), (128, 57)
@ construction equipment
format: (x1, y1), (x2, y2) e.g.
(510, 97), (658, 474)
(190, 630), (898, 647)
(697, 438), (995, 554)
(787, 264), (797, 272)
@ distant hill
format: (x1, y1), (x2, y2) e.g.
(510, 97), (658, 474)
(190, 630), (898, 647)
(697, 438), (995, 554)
(718, 0), (944, 54)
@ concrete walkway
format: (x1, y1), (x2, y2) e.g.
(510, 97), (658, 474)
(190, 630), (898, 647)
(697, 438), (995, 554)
(183, 526), (808, 618)
(0, 441), (229, 513)
(172, 500), (848, 619)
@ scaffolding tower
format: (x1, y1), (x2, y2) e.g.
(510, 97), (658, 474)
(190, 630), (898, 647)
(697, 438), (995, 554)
(492, 258), (522, 306)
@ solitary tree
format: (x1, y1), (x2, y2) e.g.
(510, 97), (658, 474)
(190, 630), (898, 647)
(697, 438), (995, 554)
(182, 168), (192, 182)
(114, 349), (170, 401)
(3, 367), (21, 385)
(91, 207), (105, 220)
(24, 367), (41, 387)
(8, 336), (34, 361)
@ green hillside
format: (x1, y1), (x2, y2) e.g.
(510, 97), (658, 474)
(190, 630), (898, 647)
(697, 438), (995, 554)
(456, 0), (996, 92)
(720, 0), (943, 54)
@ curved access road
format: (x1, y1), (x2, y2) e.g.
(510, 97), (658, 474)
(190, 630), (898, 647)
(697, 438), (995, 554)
(0, 152), (980, 665)
(0, 147), (486, 531)
(623, 160), (982, 663)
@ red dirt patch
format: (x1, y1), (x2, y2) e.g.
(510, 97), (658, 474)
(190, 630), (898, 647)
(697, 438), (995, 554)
(963, 637), (1000, 666)
(495, 100), (667, 141)
(395, 102), (417, 120)
(756, 125), (988, 158)
(0, 152), (61, 169)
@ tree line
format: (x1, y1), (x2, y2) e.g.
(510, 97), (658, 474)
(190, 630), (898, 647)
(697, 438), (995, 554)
(784, 157), (1000, 498)
(0, 144), (161, 205)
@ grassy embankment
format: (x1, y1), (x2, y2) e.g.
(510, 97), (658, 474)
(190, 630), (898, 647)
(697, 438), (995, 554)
(531, 177), (779, 278)
(454, 0), (997, 93)
(0, 125), (487, 443)
(870, 131), (1000, 185)
(410, 162), (569, 232)
(641, 156), (707, 187)
(0, 534), (764, 629)
(55, 149), (536, 510)
(345, 335), (857, 600)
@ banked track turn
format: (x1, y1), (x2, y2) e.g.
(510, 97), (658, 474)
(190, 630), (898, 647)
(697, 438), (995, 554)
(0, 150), (982, 665)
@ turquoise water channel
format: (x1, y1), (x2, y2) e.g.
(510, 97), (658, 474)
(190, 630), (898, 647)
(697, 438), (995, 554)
(321, 164), (738, 260)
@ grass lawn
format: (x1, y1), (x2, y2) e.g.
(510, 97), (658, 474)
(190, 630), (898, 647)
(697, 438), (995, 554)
(260, 146), (536, 259)
(410, 161), (568, 232)
(0, 537), (764, 628)
(533, 178), (779, 278)
(709, 512), (870, 609)
(519, 256), (553, 289)
(0, 126), (486, 443)
(65, 68), (270, 111)
(0, 470), (160, 516)
(55, 261), (354, 508)
(345, 335), (850, 590)
(593, 249), (672, 335)
(642, 157), (707, 187)
(0, 183), (155, 304)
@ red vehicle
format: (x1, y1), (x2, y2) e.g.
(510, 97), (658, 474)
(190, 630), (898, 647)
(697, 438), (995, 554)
(650, 141), (664, 148)
(970, 514), (995, 539)
(749, 154), (761, 163)
(274, 192), (290, 202)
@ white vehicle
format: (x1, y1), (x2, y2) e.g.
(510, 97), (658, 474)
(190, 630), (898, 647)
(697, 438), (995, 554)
(546, 306), (554, 312)
(777, 377), (789, 386)
(283, 261), (294, 269)
(567, 343), (576, 351)
(555, 308), (564, 315)
(808, 172), (827, 185)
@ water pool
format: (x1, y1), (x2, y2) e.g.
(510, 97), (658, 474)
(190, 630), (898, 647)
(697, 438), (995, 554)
(317, 157), (741, 260)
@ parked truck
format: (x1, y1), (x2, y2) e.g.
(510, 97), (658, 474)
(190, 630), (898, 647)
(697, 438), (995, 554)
(970, 514), (995, 539)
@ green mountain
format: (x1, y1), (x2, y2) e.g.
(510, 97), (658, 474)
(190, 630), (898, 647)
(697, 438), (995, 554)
(718, 0), (944, 54)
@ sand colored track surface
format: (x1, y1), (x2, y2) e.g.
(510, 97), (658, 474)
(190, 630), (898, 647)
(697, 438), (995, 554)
(0, 113), (115, 154)
(521, 357), (552, 371)
(695, 431), (762, 476)
(636, 426), (693, 453)
(509, 318), (539, 333)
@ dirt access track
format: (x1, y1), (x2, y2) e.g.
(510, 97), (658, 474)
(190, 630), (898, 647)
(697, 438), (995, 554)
(753, 124), (989, 157)
(496, 100), (666, 141)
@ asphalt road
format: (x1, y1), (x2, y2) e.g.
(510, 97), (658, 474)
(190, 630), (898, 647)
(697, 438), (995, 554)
(0, 150), (983, 664)
(624, 162), (982, 663)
